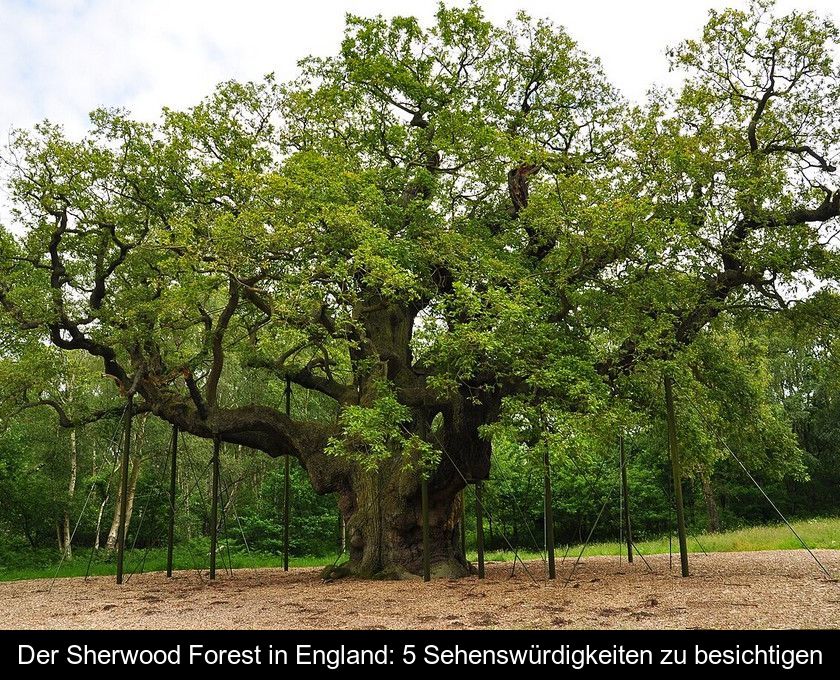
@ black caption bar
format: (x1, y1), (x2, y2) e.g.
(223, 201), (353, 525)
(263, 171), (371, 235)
(4, 630), (838, 672)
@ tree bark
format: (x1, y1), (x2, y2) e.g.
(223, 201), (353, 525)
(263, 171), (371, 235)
(106, 454), (143, 550)
(62, 428), (78, 560)
(105, 414), (147, 550)
(701, 470), (721, 533)
(325, 454), (468, 579)
(94, 494), (108, 550)
(21, 515), (36, 549)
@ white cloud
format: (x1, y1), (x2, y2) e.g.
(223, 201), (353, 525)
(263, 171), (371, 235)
(0, 0), (836, 137)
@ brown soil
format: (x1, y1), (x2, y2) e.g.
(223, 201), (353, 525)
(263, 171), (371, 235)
(1, 550), (838, 629)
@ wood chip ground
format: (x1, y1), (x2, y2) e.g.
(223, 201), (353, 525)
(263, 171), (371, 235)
(1, 550), (838, 629)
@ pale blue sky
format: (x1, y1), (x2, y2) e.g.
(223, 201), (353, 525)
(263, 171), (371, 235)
(0, 0), (836, 138)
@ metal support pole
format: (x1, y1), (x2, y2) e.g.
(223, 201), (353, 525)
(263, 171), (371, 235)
(665, 375), (689, 577)
(620, 434), (633, 563)
(283, 377), (291, 572)
(459, 489), (466, 558)
(475, 481), (485, 579)
(210, 434), (220, 580)
(166, 424), (179, 577)
(115, 393), (133, 585)
(421, 478), (430, 582)
(543, 444), (556, 579)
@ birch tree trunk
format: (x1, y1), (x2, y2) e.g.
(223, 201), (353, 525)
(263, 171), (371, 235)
(94, 494), (109, 550)
(61, 428), (78, 559)
(105, 414), (147, 550)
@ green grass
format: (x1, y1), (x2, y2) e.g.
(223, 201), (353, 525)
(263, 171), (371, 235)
(477, 516), (840, 563)
(1, 516), (837, 582)
(0, 544), (340, 582)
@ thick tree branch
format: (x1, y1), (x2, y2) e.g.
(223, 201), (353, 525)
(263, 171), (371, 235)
(507, 163), (555, 260)
(89, 223), (133, 310)
(184, 371), (208, 418)
(747, 49), (776, 152)
(142, 386), (349, 493)
(244, 355), (357, 404)
(13, 398), (149, 428)
(763, 143), (837, 173)
(205, 276), (240, 406)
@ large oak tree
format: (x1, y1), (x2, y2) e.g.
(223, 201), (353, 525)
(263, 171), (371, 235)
(1, 1), (838, 576)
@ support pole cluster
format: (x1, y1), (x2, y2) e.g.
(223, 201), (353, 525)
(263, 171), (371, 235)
(114, 373), (700, 586)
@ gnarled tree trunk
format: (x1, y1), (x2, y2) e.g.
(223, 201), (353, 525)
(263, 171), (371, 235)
(321, 391), (496, 579)
(331, 458), (465, 578)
